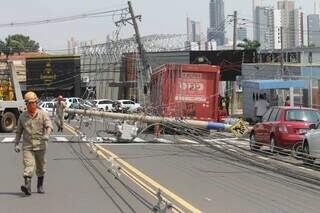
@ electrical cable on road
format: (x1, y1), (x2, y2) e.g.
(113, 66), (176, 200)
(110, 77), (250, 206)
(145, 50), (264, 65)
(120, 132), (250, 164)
(64, 112), (320, 207)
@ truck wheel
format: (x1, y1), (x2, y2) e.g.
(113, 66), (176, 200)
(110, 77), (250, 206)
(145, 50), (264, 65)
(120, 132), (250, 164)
(0, 112), (17, 132)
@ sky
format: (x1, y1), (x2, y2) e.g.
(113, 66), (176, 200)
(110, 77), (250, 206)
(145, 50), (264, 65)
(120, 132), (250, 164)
(0, 0), (315, 51)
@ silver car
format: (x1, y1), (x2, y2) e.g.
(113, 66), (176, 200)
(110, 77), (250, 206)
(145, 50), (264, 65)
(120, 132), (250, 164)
(302, 123), (320, 163)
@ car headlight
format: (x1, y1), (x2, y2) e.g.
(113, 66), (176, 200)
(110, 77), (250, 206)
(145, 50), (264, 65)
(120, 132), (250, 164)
(298, 129), (308, 135)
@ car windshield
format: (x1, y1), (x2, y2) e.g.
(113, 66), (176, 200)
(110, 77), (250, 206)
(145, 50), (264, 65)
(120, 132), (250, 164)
(123, 101), (134, 104)
(47, 103), (54, 108)
(285, 110), (320, 123)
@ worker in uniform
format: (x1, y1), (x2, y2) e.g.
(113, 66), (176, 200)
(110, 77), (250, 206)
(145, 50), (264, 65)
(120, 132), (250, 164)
(14, 91), (53, 196)
(53, 95), (67, 132)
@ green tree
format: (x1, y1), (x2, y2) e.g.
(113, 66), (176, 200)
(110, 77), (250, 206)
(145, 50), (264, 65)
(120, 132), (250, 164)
(0, 34), (39, 57)
(237, 39), (261, 50)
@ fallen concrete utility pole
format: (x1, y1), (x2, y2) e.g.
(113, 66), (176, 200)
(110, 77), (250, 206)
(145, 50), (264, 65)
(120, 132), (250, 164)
(66, 109), (232, 131)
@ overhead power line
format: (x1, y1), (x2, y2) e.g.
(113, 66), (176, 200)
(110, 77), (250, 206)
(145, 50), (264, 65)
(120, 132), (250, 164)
(0, 8), (128, 28)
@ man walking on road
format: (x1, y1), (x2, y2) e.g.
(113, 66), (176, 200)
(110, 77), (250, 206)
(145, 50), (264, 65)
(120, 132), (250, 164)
(14, 91), (53, 196)
(53, 95), (67, 132)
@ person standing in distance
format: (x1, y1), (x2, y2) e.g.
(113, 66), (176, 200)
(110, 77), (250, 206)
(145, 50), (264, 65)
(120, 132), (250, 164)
(284, 96), (291, 106)
(53, 95), (67, 132)
(254, 94), (270, 122)
(14, 91), (53, 196)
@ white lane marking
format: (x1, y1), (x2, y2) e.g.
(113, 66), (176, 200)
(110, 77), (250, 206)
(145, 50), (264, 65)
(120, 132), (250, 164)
(298, 166), (314, 172)
(154, 138), (174, 144)
(179, 138), (199, 144)
(257, 156), (269, 160)
(91, 137), (145, 143)
(102, 143), (206, 147)
(51, 134), (72, 137)
(2, 137), (15, 142)
(55, 137), (68, 142)
(133, 138), (145, 142)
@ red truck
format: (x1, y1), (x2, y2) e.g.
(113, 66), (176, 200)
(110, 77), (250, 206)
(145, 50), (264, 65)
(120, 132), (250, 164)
(151, 64), (222, 121)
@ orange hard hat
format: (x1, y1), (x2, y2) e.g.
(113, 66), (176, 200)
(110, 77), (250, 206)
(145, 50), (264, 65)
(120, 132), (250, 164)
(24, 91), (38, 103)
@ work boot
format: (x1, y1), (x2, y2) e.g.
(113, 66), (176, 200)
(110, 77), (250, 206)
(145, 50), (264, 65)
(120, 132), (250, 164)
(21, 176), (31, 196)
(37, 176), (45, 194)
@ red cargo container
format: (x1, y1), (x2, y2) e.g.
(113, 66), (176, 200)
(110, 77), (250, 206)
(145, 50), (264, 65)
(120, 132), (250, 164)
(151, 64), (220, 121)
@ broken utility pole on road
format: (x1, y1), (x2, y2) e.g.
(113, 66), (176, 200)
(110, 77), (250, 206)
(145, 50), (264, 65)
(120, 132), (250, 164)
(115, 1), (152, 106)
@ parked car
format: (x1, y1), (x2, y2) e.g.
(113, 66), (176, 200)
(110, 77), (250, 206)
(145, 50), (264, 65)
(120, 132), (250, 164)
(92, 99), (114, 111)
(249, 106), (320, 153)
(39, 101), (55, 114)
(114, 100), (141, 113)
(112, 101), (129, 113)
(65, 97), (83, 108)
(302, 122), (320, 164)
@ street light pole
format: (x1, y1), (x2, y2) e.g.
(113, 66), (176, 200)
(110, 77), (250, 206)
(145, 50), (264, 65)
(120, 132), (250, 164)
(280, 26), (284, 78)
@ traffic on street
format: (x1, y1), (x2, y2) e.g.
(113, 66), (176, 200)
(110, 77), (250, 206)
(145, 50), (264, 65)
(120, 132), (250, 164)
(1, 0), (320, 212)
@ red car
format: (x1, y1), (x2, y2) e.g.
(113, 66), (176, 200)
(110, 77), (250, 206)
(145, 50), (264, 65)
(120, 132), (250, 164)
(250, 106), (320, 153)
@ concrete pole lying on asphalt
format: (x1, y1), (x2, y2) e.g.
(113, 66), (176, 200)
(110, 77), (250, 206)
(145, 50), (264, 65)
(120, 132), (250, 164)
(66, 109), (232, 131)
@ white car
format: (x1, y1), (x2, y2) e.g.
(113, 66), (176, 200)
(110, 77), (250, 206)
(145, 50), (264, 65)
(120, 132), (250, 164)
(302, 123), (320, 163)
(39, 101), (55, 114)
(116, 100), (141, 113)
(93, 99), (114, 111)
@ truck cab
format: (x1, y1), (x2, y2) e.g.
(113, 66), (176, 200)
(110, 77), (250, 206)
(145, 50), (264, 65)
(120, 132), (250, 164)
(0, 61), (25, 132)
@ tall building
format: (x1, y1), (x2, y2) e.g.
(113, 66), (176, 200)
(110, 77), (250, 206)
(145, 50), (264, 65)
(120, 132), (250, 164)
(277, 0), (295, 49)
(253, 0), (265, 40)
(292, 9), (304, 48)
(307, 14), (320, 47)
(208, 0), (225, 45)
(187, 17), (201, 42)
(255, 7), (275, 49)
(273, 9), (282, 49)
(237, 27), (247, 41)
(254, 6), (283, 50)
(315, 0), (320, 15)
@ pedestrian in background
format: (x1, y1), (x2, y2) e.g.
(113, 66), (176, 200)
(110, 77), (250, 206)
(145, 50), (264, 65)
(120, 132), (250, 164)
(14, 91), (53, 196)
(224, 93), (230, 116)
(254, 94), (270, 122)
(285, 96), (290, 106)
(53, 95), (67, 132)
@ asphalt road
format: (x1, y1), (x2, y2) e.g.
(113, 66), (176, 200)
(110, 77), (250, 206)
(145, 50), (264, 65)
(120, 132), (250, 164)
(69, 117), (320, 212)
(100, 143), (320, 213)
(0, 129), (157, 213)
(1, 116), (320, 212)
